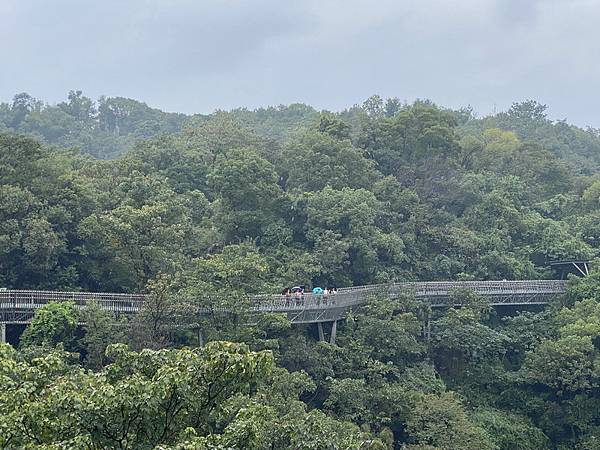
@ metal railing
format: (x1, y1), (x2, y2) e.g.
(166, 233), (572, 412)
(0, 280), (568, 324)
(0, 289), (145, 313)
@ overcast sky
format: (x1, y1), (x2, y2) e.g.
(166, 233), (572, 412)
(1, 0), (600, 126)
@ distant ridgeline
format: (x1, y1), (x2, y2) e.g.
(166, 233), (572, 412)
(2, 92), (600, 173)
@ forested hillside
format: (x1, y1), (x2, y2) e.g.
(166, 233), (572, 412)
(0, 91), (189, 158)
(2, 93), (600, 448)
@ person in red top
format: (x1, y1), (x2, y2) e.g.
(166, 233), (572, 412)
(282, 288), (291, 306)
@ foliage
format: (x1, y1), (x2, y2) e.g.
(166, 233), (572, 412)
(473, 408), (550, 450)
(80, 301), (127, 369)
(0, 91), (187, 158)
(0, 342), (384, 449)
(20, 301), (78, 350)
(4, 93), (600, 447)
(405, 391), (495, 450)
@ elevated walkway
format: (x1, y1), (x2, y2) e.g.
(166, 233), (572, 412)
(0, 280), (568, 325)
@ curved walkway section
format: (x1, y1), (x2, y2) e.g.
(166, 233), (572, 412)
(0, 280), (567, 325)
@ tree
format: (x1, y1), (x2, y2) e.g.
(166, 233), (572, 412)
(0, 133), (97, 289)
(58, 90), (96, 123)
(182, 112), (264, 159)
(305, 186), (404, 285)
(431, 292), (510, 384)
(473, 408), (549, 450)
(506, 100), (548, 126)
(128, 274), (180, 350)
(0, 184), (64, 287)
(184, 241), (270, 297)
(77, 185), (194, 291)
(473, 128), (520, 172)
(520, 335), (596, 394)
(20, 301), (78, 349)
(209, 148), (283, 242)
(0, 133), (44, 185)
(502, 310), (558, 367)
(406, 392), (495, 450)
(125, 134), (213, 193)
(565, 270), (600, 305)
(9, 92), (42, 129)
(179, 242), (272, 343)
(342, 294), (425, 367)
(0, 341), (385, 448)
(318, 113), (351, 139)
(582, 180), (600, 210)
(362, 95), (385, 117)
(357, 101), (459, 175)
(80, 301), (127, 370)
(281, 130), (379, 192)
(0, 341), (273, 448)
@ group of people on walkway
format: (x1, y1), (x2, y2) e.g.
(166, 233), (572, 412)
(281, 285), (338, 306)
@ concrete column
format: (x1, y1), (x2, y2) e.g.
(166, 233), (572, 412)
(330, 320), (337, 345)
(0, 323), (5, 344)
(317, 322), (324, 341)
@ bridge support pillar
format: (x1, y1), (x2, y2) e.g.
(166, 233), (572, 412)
(197, 328), (204, 347)
(317, 322), (325, 342)
(330, 320), (337, 345)
(0, 323), (5, 344)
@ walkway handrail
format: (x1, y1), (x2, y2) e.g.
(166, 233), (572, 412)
(0, 280), (568, 324)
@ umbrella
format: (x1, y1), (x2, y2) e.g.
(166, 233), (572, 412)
(291, 286), (302, 292)
(312, 287), (324, 295)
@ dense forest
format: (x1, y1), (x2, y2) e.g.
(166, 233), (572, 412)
(2, 91), (600, 448)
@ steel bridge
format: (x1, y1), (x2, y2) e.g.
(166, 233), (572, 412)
(0, 280), (568, 343)
(0, 279), (567, 327)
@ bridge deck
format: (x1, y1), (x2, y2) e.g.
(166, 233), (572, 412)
(0, 280), (567, 325)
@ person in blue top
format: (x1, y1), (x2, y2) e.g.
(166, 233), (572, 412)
(312, 286), (323, 305)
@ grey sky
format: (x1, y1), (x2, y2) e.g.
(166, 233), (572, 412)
(1, 0), (600, 126)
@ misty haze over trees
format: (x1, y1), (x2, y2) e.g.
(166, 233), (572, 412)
(2, 91), (600, 448)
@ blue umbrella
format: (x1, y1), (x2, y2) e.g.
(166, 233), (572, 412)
(312, 287), (324, 294)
